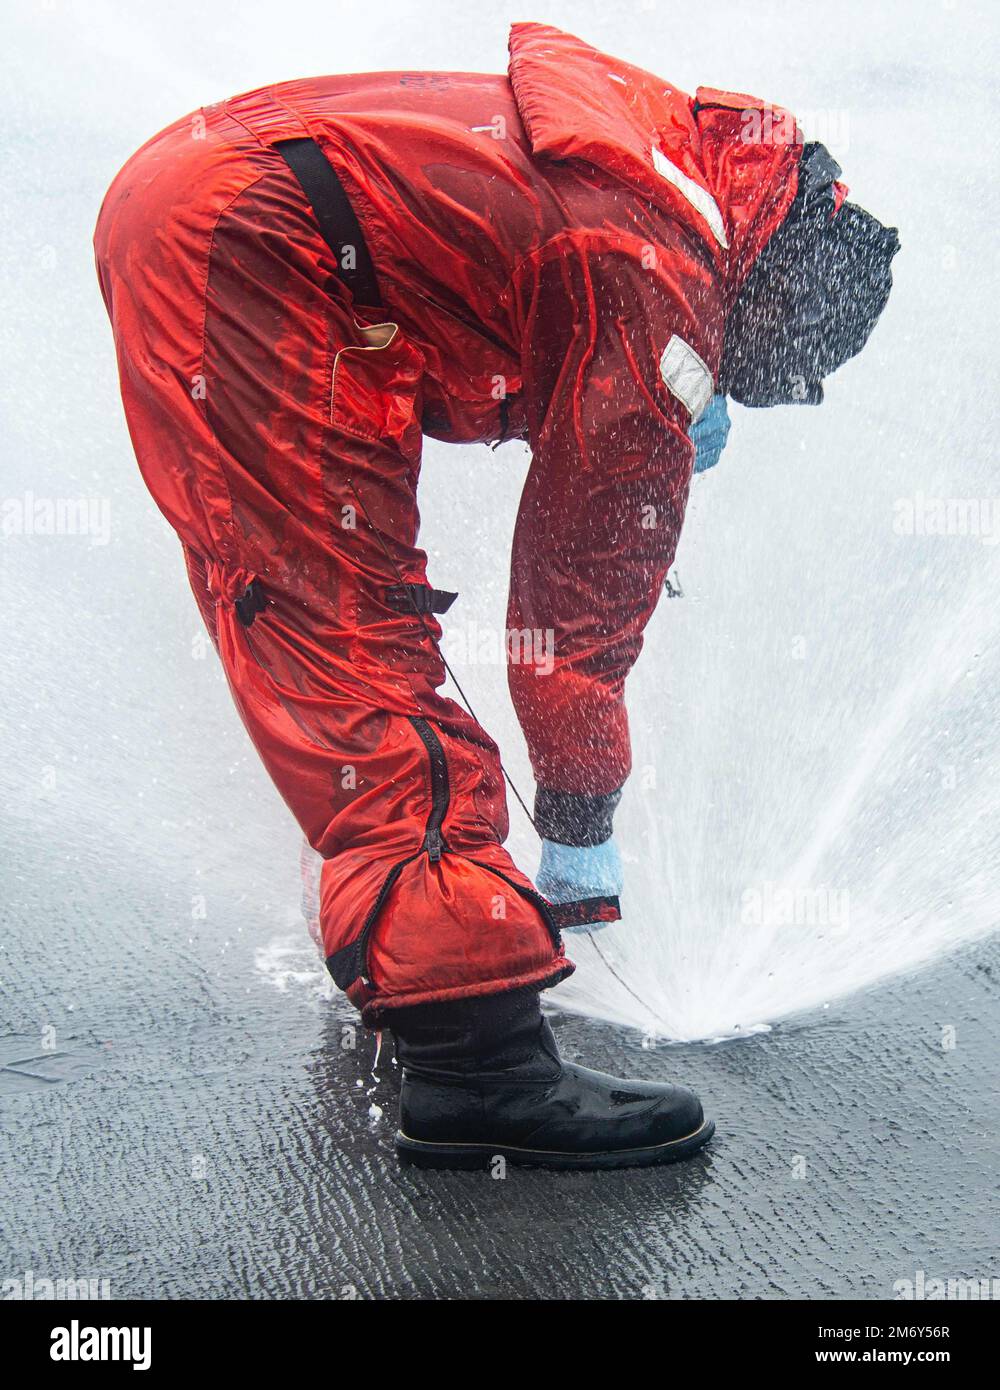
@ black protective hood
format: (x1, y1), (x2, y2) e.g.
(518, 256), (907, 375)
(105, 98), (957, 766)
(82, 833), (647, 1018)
(720, 143), (900, 407)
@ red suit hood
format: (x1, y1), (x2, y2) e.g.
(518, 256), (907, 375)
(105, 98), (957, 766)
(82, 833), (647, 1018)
(507, 21), (805, 297)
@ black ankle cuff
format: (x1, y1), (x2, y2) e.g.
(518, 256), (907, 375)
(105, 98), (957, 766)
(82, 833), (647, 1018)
(386, 986), (543, 1071)
(387, 985), (540, 1035)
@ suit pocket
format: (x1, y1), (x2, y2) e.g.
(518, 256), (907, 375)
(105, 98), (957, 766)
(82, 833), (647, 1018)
(330, 317), (424, 462)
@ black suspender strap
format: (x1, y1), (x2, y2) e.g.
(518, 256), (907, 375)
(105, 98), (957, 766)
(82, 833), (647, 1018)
(274, 137), (383, 308)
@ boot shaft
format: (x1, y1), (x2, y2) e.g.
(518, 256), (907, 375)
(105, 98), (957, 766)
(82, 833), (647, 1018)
(387, 986), (560, 1080)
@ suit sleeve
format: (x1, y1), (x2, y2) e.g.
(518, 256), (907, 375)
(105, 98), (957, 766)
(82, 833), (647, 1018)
(507, 238), (695, 818)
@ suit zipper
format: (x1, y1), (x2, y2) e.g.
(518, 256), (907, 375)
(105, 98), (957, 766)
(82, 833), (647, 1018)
(358, 718), (561, 985)
(359, 716), (452, 983)
(407, 716), (450, 862)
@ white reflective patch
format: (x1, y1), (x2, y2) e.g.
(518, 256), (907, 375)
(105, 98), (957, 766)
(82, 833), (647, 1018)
(659, 334), (714, 422)
(651, 145), (729, 249)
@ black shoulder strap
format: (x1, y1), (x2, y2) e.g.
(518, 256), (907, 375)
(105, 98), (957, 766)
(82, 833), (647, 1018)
(274, 137), (382, 308)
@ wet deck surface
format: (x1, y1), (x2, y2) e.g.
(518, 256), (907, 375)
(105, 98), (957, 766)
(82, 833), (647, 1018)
(3, 828), (997, 1300)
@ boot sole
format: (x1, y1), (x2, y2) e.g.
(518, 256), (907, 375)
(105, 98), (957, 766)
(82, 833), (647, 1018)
(396, 1116), (715, 1171)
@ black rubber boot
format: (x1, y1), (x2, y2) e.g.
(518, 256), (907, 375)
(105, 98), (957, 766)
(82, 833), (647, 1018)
(387, 987), (714, 1170)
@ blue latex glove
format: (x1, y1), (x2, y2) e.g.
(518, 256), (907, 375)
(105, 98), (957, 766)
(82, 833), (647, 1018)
(536, 837), (623, 934)
(689, 393), (731, 473)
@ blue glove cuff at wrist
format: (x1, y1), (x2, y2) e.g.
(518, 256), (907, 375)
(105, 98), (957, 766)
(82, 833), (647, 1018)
(690, 393), (731, 473)
(536, 837), (624, 905)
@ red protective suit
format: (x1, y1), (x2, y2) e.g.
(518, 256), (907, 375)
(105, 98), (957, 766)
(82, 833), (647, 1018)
(94, 23), (803, 1020)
